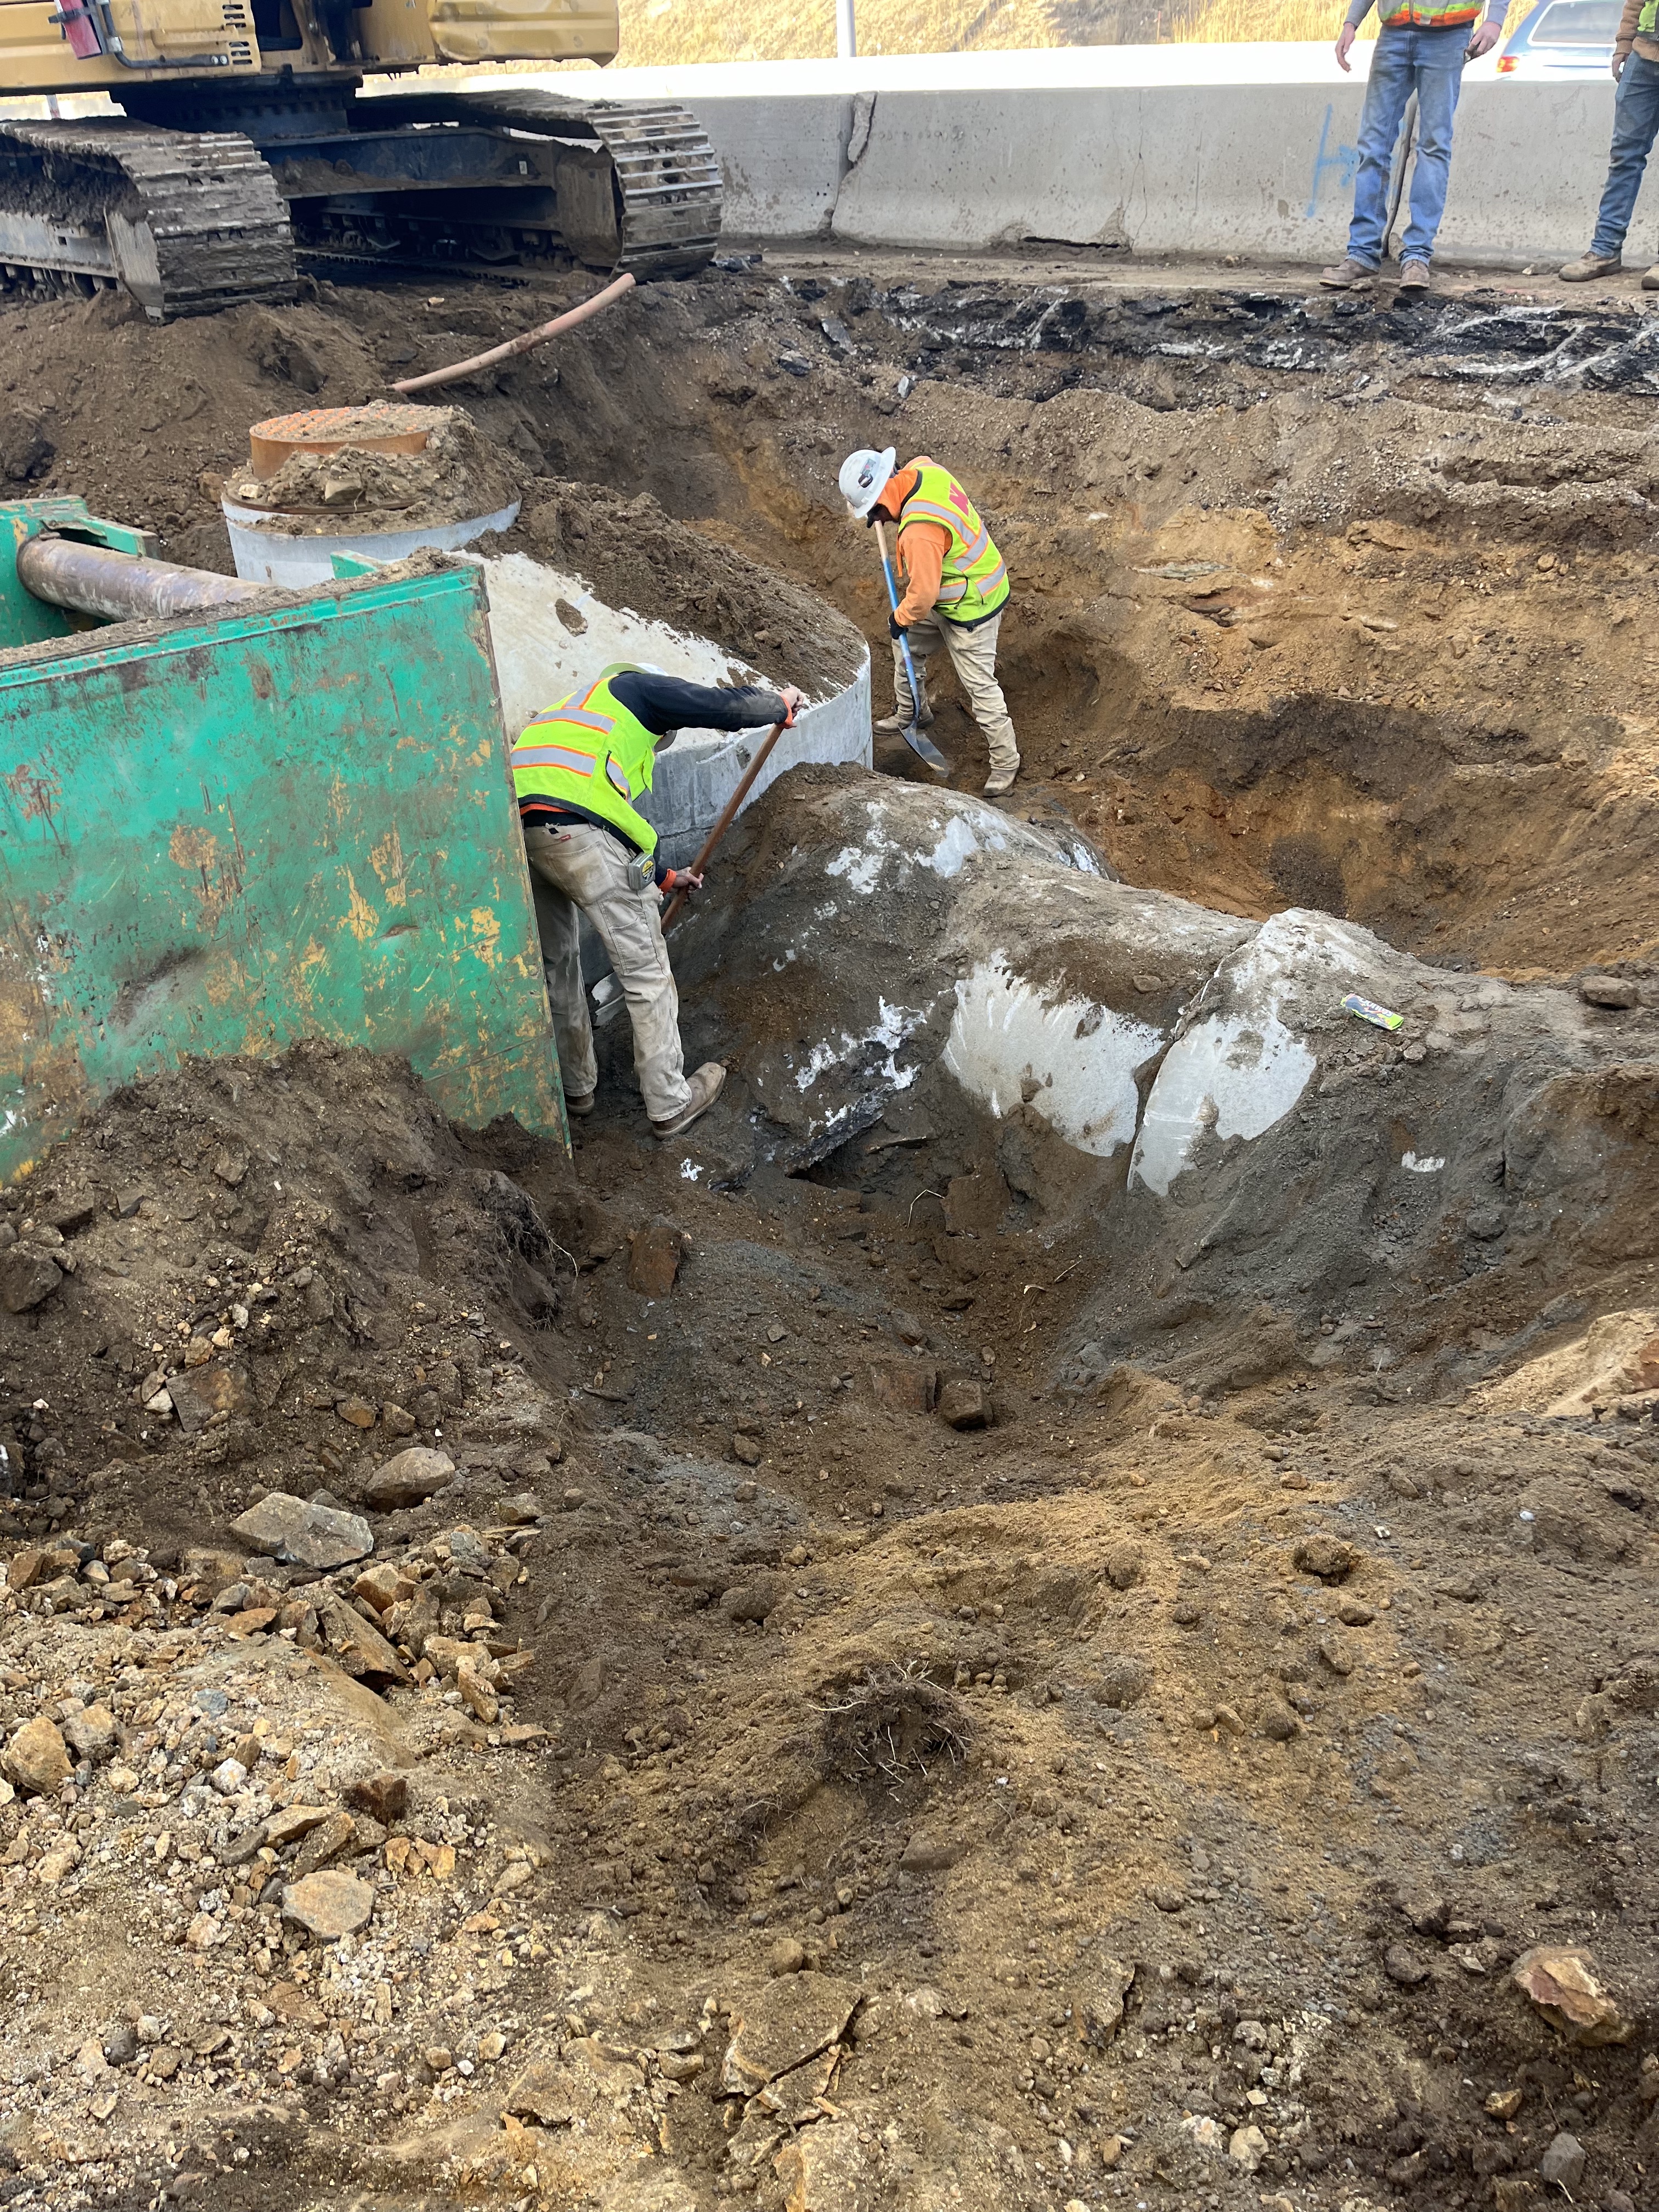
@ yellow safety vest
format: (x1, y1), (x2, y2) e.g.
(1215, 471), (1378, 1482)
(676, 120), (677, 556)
(510, 674), (659, 857)
(1378, 0), (1479, 25)
(898, 463), (1011, 628)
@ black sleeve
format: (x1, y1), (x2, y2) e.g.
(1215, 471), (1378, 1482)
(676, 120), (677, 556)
(611, 671), (789, 737)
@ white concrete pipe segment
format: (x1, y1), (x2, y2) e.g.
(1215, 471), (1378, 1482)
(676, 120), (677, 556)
(16, 534), (274, 624)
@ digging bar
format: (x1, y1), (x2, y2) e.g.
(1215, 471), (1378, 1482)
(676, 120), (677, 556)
(872, 519), (951, 777)
(661, 715), (790, 931)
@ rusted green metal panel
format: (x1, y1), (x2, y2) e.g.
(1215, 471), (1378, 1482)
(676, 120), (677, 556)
(0, 558), (566, 1180)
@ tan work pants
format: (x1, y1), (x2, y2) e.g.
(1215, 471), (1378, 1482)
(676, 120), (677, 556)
(893, 608), (1019, 773)
(522, 822), (692, 1121)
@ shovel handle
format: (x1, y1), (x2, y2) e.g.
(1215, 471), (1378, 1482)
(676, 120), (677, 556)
(873, 518), (924, 706)
(661, 716), (791, 931)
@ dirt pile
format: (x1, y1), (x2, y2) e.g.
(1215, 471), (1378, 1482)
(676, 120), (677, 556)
(230, 408), (523, 533)
(0, 977), (1654, 2210)
(2, 250), (1659, 2212)
(483, 480), (866, 697)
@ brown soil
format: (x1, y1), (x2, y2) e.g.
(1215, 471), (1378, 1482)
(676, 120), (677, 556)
(484, 481), (866, 696)
(0, 256), (1657, 2212)
(231, 407), (523, 533)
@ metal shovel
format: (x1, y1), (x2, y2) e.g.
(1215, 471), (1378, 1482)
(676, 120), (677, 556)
(873, 519), (951, 777)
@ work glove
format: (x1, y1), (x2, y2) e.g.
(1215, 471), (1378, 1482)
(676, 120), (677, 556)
(888, 613), (908, 640)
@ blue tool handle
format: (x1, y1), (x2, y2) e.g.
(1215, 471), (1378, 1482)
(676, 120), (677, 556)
(876, 534), (924, 712)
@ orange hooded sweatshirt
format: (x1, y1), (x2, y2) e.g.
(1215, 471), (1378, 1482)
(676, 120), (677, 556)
(872, 459), (950, 629)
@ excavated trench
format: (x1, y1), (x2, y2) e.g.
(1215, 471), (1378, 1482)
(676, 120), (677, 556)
(0, 265), (1656, 2212)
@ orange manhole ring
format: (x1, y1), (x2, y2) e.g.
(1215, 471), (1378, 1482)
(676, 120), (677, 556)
(248, 403), (447, 477)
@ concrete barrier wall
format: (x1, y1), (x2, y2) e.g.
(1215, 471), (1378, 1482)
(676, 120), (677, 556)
(690, 81), (1620, 269)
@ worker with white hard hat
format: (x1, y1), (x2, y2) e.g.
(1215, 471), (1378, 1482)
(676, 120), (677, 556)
(839, 445), (1020, 798)
(512, 659), (805, 1139)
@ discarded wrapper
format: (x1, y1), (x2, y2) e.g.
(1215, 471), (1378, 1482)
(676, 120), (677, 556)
(1342, 992), (1404, 1032)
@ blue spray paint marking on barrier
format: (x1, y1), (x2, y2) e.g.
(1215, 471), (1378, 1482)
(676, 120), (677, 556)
(1306, 103), (1361, 218)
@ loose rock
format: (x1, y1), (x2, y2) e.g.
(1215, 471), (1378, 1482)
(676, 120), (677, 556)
(281, 1869), (374, 1941)
(230, 1491), (373, 1570)
(1539, 2132), (1587, 2189)
(1292, 1534), (1359, 1581)
(0, 1249), (61, 1312)
(1511, 1945), (1633, 2045)
(363, 1446), (455, 1511)
(4, 1715), (71, 1795)
(936, 1376), (992, 1429)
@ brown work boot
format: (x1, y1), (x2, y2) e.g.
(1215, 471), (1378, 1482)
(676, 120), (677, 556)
(1560, 250), (1622, 280)
(651, 1062), (726, 1141)
(563, 1088), (596, 1118)
(1319, 257), (1376, 290)
(1644, 264), (1659, 289)
(983, 760), (1019, 798)
(1396, 258), (1431, 295)
(876, 704), (934, 732)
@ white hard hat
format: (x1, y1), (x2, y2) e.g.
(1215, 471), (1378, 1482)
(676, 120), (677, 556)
(839, 446), (896, 518)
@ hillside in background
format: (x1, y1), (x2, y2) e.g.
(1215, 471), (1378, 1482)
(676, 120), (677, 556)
(532, 0), (1539, 65)
(558, 0), (1364, 64)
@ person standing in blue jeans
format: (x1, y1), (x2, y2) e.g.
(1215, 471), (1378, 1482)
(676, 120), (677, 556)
(1559, 0), (1659, 286)
(1321, 0), (1505, 296)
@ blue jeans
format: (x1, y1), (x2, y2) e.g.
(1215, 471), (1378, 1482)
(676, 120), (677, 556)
(1347, 21), (1470, 268)
(1590, 51), (1659, 256)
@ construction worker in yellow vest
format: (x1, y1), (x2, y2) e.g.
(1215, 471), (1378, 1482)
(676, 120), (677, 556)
(840, 448), (1020, 798)
(511, 661), (804, 1139)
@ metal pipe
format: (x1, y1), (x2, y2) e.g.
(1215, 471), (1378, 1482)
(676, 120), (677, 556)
(16, 535), (276, 624)
(836, 0), (856, 56)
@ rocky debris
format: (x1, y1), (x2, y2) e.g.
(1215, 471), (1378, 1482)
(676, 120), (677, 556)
(3, 1713), (71, 1795)
(898, 1831), (962, 1872)
(775, 2119), (876, 2211)
(346, 1768), (408, 1822)
(1540, 2131), (1588, 2188)
(229, 1492), (373, 1571)
(0, 1246), (62, 1313)
(1581, 974), (1639, 1009)
(1384, 1942), (1432, 1987)
(62, 1701), (115, 1762)
(1511, 1945), (1634, 2045)
(313, 1588), (408, 1683)
(1291, 1533), (1358, 1582)
(936, 1376), (992, 1429)
(280, 1868), (373, 1940)
(1228, 2123), (1268, 2171)
(363, 1446), (455, 1511)
(502, 2055), (575, 2126)
(628, 1218), (685, 1297)
(1075, 1958), (1136, 2048)
(721, 1974), (860, 2098)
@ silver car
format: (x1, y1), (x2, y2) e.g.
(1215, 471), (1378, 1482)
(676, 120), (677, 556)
(1495, 0), (1620, 75)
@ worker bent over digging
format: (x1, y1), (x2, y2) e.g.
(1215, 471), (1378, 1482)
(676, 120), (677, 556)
(840, 447), (1020, 797)
(512, 661), (804, 1138)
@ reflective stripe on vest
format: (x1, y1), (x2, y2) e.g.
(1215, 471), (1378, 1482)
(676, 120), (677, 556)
(510, 741), (600, 775)
(1378, 1), (1479, 22)
(897, 465), (1011, 627)
(511, 675), (659, 856)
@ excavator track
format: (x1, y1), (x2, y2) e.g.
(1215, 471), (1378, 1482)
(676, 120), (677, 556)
(0, 119), (294, 318)
(354, 89), (723, 280)
(0, 92), (718, 318)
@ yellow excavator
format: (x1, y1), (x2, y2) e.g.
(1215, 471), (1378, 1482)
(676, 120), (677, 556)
(0, 0), (721, 315)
